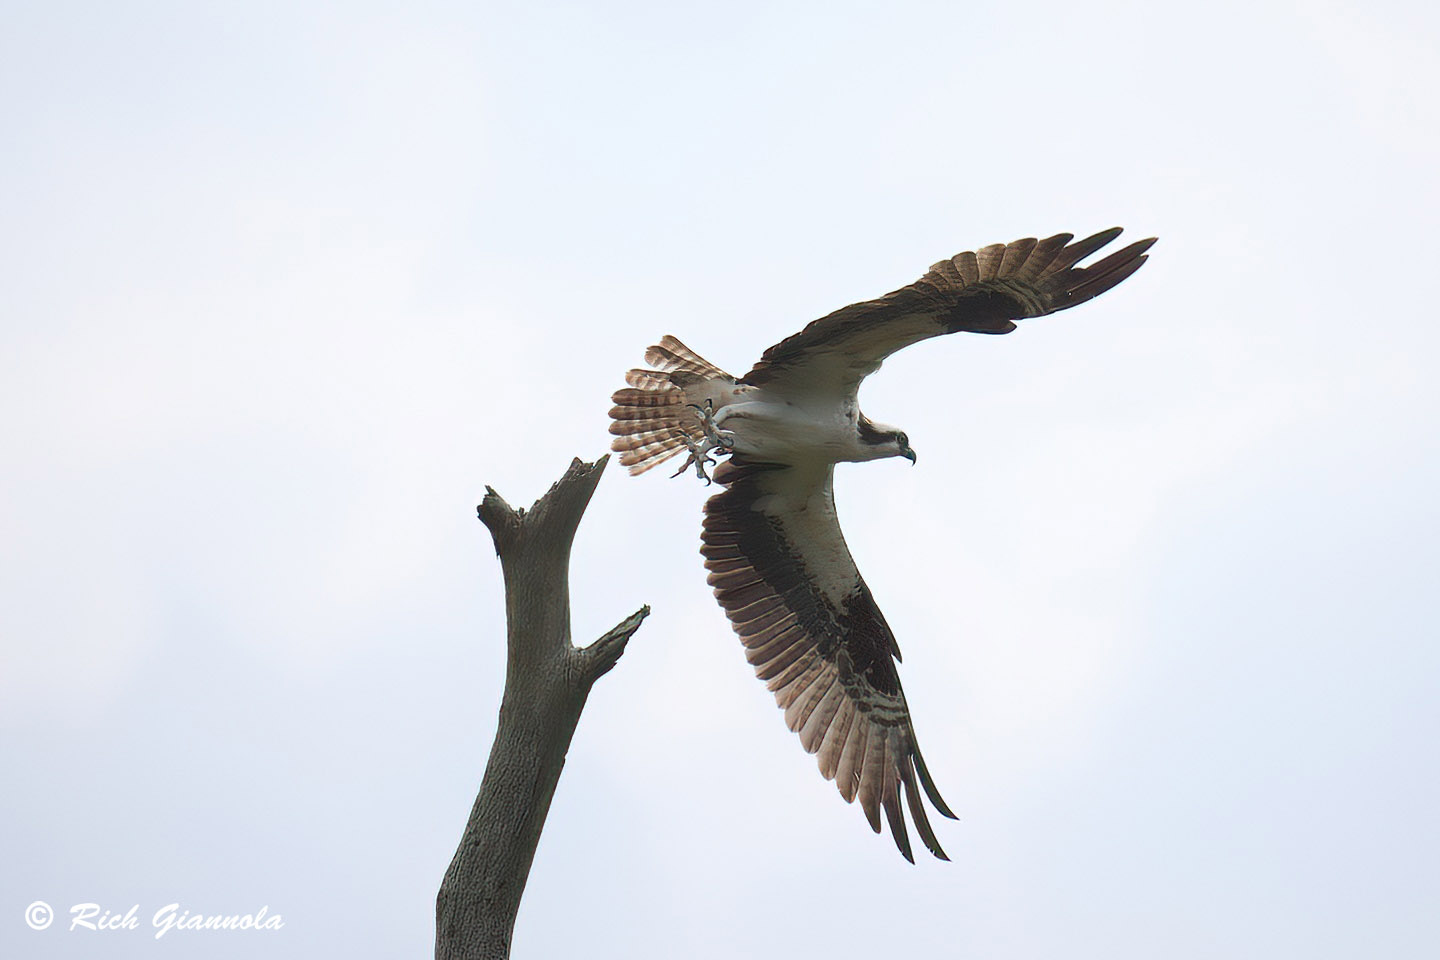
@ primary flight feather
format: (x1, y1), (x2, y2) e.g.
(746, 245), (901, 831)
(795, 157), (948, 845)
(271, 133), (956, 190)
(609, 228), (1155, 861)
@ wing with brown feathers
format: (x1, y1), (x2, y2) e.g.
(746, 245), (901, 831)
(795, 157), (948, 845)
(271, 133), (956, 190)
(741, 227), (1155, 396)
(701, 458), (955, 861)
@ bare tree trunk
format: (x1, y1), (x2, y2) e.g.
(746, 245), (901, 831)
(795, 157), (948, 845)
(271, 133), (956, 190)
(436, 455), (648, 960)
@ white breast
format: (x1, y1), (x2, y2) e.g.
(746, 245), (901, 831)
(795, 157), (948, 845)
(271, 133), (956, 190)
(710, 385), (858, 466)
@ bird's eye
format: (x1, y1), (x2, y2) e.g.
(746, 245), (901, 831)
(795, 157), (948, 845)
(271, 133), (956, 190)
(897, 432), (908, 446)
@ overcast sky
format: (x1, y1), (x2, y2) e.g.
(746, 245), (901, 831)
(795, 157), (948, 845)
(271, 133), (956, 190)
(4, 1), (1438, 957)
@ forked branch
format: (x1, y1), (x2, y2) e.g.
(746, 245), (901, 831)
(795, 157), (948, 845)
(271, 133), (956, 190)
(436, 455), (648, 960)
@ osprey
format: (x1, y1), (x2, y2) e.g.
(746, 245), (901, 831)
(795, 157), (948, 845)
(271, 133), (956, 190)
(609, 228), (1154, 861)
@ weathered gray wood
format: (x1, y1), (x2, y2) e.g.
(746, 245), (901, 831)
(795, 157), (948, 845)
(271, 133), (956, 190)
(436, 455), (648, 960)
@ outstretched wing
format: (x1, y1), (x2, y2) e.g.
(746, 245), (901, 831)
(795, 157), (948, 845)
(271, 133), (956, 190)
(741, 227), (1155, 396)
(701, 458), (955, 861)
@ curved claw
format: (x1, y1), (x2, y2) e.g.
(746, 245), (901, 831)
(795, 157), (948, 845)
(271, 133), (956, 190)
(670, 429), (720, 484)
(689, 398), (734, 451)
(668, 400), (734, 485)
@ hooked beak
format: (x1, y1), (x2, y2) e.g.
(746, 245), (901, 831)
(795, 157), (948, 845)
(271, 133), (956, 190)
(903, 448), (917, 465)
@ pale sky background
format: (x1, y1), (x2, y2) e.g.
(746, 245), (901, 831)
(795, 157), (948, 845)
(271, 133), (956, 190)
(3, 1), (1438, 957)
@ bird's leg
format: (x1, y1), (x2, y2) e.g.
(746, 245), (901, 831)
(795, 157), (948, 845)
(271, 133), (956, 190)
(667, 401), (737, 486)
(670, 431), (718, 485)
(688, 399), (736, 450)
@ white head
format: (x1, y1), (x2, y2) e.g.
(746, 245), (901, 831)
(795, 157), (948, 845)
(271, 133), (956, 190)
(856, 414), (916, 464)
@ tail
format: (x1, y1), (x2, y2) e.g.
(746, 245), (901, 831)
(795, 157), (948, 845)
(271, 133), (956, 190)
(609, 335), (734, 475)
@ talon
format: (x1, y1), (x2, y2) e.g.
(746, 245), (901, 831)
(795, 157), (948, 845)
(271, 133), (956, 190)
(672, 428), (721, 484)
(689, 398), (732, 450)
(671, 400), (733, 484)
(691, 446), (717, 484)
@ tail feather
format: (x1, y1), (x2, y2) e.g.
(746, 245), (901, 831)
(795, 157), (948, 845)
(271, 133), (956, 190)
(609, 336), (734, 475)
(644, 335), (731, 383)
(624, 368), (680, 390)
(611, 388), (685, 409)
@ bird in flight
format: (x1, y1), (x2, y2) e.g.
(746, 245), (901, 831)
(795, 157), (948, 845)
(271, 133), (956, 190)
(609, 228), (1155, 861)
